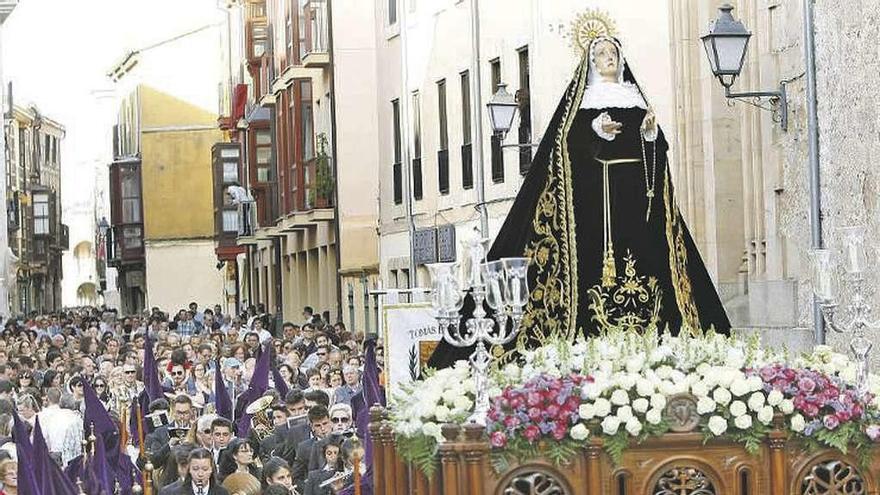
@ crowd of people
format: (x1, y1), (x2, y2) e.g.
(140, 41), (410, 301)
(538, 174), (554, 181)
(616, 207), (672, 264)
(0, 303), (382, 495)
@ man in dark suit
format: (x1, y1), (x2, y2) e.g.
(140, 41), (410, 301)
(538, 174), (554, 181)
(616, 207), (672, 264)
(292, 404), (332, 490)
(149, 395), (196, 468)
(165, 447), (229, 495)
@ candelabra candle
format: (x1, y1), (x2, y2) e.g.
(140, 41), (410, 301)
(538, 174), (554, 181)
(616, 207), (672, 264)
(811, 234), (877, 397)
(839, 225), (868, 275)
(428, 237), (530, 424)
(809, 249), (835, 302)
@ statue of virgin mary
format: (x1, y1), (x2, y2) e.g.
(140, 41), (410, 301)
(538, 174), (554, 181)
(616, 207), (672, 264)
(429, 26), (730, 368)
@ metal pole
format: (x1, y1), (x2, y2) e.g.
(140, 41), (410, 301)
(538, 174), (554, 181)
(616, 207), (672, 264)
(399, 3), (418, 289)
(327, 0), (344, 322)
(803, 0), (824, 344)
(470, 0), (489, 238)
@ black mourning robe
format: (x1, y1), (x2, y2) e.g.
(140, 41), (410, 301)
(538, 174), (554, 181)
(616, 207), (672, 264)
(428, 49), (730, 369)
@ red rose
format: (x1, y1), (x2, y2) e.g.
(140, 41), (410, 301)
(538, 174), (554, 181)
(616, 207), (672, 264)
(490, 431), (507, 448)
(523, 425), (540, 442)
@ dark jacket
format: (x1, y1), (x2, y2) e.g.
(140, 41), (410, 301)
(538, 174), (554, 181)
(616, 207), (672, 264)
(165, 480), (230, 495)
(292, 437), (324, 487)
(304, 468), (339, 495)
(158, 480), (183, 495)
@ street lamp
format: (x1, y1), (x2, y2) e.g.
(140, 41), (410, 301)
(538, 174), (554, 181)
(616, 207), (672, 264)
(702, 4), (788, 131)
(486, 83), (539, 149)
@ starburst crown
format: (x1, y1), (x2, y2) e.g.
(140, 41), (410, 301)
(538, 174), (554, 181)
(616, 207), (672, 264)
(568, 9), (619, 55)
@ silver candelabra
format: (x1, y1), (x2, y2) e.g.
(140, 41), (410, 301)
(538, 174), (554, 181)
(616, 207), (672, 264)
(810, 225), (875, 396)
(427, 237), (530, 424)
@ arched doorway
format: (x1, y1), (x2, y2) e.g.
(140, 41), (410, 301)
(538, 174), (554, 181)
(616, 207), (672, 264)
(76, 282), (98, 307)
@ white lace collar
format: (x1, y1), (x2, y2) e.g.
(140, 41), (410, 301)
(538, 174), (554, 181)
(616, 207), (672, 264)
(580, 81), (647, 110)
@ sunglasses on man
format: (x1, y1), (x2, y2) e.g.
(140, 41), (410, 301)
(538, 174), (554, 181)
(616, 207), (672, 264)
(331, 416), (351, 424)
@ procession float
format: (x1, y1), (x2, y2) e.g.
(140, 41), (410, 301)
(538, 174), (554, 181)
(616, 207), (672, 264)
(370, 8), (880, 495)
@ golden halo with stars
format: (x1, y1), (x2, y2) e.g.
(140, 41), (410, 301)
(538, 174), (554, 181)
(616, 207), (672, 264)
(569, 9), (619, 55)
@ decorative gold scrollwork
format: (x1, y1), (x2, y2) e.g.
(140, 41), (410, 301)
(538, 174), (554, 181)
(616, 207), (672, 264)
(502, 471), (569, 495)
(653, 466), (717, 495)
(587, 251), (662, 333)
(801, 460), (866, 495)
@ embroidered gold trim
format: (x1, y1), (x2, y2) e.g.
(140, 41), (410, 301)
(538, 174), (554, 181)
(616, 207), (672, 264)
(587, 251), (662, 333)
(519, 57), (589, 348)
(663, 169), (701, 333)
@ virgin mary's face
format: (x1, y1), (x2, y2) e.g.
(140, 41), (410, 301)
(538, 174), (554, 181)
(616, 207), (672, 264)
(593, 40), (619, 80)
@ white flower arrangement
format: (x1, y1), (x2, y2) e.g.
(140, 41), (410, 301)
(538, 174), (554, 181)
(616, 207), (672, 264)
(392, 328), (880, 475)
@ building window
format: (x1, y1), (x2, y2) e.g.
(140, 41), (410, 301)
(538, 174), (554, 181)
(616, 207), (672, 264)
(255, 130), (272, 182)
(300, 80), (315, 161)
(388, 0), (397, 25)
(286, 2), (294, 64)
(460, 70), (473, 190)
(222, 161), (239, 183)
(437, 79), (449, 195)
(489, 58), (504, 183)
(120, 167), (141, 223)
(33, 192), (49, 235)
(412, 91), (423, 201)
(392, 99), (402, 205)
(518, 47), (532, 174)
(123, 226), (143, 249)
(297, 0), (307, 62)
(222, 209), (239, 233)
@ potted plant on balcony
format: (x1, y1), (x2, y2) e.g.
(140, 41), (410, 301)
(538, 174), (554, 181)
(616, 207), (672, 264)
(310, 133), (334, 209)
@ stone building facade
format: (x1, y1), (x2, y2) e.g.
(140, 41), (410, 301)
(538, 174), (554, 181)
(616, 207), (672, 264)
(668, 0), (880, 355)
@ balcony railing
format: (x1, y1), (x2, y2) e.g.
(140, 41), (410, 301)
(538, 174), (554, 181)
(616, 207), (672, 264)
(302, 0), (329, 66)
(236, 201), (257, 237)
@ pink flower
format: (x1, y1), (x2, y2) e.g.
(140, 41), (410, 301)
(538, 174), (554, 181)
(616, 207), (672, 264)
(866, 425), (880, 442)
(526, 392), (542, 407)
(798, 377), (817, 393)
(551, 421), (568, 441)
(823, 414), (840, 430)
(490, 431), (507, 448)
(527, 407), (543, 422)
(504, 415), (520, 429)
(523, 425), (540, 442)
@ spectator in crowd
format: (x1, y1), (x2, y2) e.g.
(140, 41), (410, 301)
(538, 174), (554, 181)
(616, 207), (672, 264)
(0, 301), (368, 495)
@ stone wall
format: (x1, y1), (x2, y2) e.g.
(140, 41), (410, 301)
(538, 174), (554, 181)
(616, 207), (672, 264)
(669, 0), (880, 361)
(809, 3), (880, 355)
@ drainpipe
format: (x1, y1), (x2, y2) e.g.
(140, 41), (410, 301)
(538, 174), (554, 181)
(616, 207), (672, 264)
(399, 3), (418, 288)
(802, 0), (824, 344)
(327, 0), (344, 322)
(469, 0), (488, 238)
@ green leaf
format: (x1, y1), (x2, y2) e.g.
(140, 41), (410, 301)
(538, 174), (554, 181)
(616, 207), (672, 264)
(490, 452), (511, 474)
(603, 431), (630, 466)
(395, 434), (439, 478)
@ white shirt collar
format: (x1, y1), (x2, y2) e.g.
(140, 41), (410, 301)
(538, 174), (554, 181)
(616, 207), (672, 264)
(580, 81), (647, 110)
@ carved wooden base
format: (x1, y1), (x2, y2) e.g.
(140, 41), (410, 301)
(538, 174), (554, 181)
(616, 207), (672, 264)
(370, 410), (878, 495)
